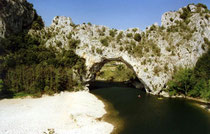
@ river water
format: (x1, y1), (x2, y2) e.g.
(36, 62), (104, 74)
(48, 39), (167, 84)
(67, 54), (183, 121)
(90, 81), (210, 134)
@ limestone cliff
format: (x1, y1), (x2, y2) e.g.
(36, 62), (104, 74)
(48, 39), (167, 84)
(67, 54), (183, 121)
(1, 1), (209, 95)
(0, 0), (36, 38)
(33, 4), (209, 95)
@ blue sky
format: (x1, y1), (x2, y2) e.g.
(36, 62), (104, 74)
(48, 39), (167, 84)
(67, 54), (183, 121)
(28, 0), (210, 30)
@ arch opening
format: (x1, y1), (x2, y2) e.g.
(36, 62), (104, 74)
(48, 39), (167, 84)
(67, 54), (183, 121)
(87, 58), (146, 92)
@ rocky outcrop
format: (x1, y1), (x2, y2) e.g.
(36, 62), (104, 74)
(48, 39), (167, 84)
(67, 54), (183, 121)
(0, 0), (35, 38)
(1, 1), (209, 95)
(37, 4), (209, 95)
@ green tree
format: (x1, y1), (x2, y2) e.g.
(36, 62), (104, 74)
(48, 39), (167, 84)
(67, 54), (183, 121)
(199, 80), (210, 100)
(167, 68), (195, 95)
(0, 79), (3, 93)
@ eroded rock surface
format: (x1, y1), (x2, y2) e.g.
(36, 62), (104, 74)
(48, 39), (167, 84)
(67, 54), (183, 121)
(35, 4), (209, 94)
(1, 2), (209, 95)
(0, 0), (35, 38)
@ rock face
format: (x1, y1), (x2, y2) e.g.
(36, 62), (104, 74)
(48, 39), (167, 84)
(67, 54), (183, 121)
(1, 2), (209, 95)
(0, 0), (35, 38)
(38, 4), (209, 95)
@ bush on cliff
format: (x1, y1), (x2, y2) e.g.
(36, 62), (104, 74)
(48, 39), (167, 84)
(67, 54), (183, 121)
(134, 33), (141, 42)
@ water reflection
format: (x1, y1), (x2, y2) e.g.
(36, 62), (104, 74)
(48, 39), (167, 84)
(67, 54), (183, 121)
(90, 82), (210, 134)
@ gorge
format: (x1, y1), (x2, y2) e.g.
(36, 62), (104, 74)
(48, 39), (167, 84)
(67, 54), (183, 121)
(0, 0), (209, 97)
(0, 0), (210, 134)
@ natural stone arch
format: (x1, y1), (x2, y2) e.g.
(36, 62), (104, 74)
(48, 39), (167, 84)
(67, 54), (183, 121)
(0, 2), (209, 96)
(87, 57), (151, 93)
(38, 4), (209, 95)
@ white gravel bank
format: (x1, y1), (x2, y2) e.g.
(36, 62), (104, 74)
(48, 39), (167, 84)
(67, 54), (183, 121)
(0, 91), (113, 134)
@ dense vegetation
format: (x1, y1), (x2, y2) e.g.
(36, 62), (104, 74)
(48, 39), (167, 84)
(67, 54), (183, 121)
(0, 15), (86, 98)
(166, 48), (210, 100)
(96, 61), (136, 82)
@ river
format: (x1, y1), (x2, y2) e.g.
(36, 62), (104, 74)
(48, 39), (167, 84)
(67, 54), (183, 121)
(90, 81), (210, 134)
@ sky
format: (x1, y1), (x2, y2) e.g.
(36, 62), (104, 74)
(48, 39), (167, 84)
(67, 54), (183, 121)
(28, 0), (210, 30)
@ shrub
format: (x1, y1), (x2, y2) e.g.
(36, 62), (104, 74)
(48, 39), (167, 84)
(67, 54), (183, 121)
(166, 46), (171, 52)
(119, 46), (123, 51)
(205, 14), (209, 20)
(180, 7), (191, 20)
(169, 90), (177, 96)
(43, 129), (55, 134)
(56, 40), (62, 47)
(109, 29), (116, 37)
(96, 48), (103, 54)
(130, 40), (136, 47)
(183, 33), (192, 40)
(133, 46), (143, 57)
(164, 63), (169, 72)
(149, 25), (157, 31)
(102, 27), (106, 32)
(91, 46), (95, 53)
(201, 44), (205, 50)
(97, 28), (105, 36)
(144, 47), (149, 52)
(144, 68), (148, 72)
(196, 3), (207, 9)
(66, 32), (72, 39)
(68, 39), (80, 49)
(204, 37), (210, 46)
(159, 26), (165, 31)
(141, 59), (146, 65)
(153, 66), (161, 76)
(70, 23), (76, 28)
(87, 22), (92, 26)
(126, 33), (133, 38)
(117, 32), (123, 42)
(132, 28), (138, 32)
(100, 37), (109, 47)
(134, 33), (141, 42)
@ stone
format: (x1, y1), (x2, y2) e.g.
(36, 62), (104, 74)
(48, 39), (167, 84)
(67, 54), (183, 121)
(159, 91), (170, 98)
(40, 4), (209, 95)
(1, 2), (209, 96)
(0, 0), (35, 38)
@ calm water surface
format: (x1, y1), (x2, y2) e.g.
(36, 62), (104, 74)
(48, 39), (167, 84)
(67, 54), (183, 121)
(90, 81), (210, 134)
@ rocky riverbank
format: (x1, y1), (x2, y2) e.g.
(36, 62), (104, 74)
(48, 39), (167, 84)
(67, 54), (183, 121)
(159, 91), (210, 113)
(185, 96), (210, 113)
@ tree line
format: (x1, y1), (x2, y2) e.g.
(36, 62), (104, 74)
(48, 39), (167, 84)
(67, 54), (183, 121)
(0, 15), (86, 97)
